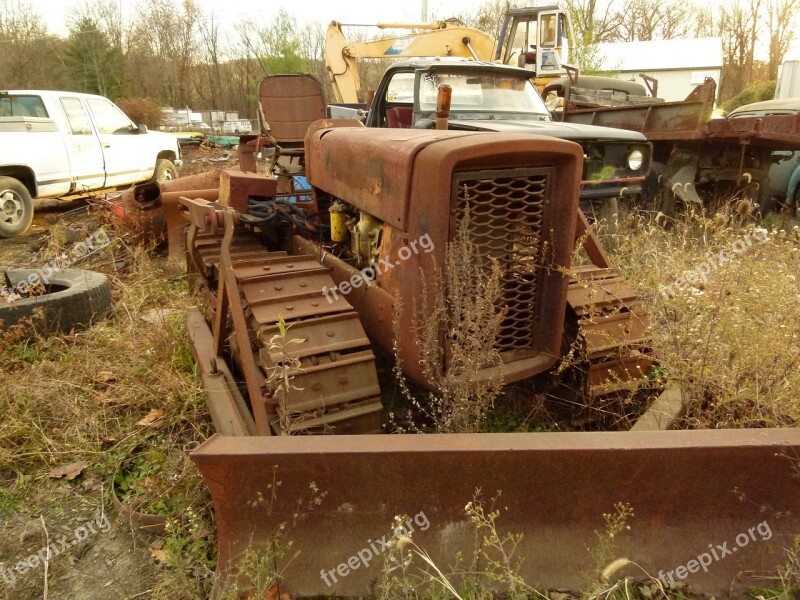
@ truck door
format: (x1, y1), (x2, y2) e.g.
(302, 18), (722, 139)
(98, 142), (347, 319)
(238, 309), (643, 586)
(58, 96), (106, 192)
(85, 97), (152, 188)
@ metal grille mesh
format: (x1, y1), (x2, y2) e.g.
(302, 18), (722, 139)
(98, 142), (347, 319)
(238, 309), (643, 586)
(452, 168), (551, 352)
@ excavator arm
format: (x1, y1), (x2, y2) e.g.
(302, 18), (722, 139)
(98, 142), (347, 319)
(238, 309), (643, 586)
(325, 20), (496, 103)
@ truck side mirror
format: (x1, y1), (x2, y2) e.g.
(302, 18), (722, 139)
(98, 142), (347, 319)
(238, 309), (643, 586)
(137, 123), (148, 134)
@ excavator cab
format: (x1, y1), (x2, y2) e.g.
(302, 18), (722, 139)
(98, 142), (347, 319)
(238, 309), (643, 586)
(495, 6), (573, 90)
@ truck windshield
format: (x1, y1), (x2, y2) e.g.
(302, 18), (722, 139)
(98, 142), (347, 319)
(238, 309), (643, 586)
(0, 95), (48, 118)
(417, 70), (549, 117)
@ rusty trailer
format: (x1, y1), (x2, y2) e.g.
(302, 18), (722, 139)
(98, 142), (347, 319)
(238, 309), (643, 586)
(547, 77), (800, 211)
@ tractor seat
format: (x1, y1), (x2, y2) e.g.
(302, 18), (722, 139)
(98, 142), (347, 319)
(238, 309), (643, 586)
(257, 74), (327, 156)
(386, 106), (413, 128)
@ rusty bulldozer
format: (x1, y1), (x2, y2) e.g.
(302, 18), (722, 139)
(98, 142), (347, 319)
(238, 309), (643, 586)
(121, 75), (800, 598)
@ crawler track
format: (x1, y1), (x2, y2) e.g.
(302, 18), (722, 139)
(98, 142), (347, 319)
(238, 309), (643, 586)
(567, 264), (656, 403)
(189, 222), (382, 435)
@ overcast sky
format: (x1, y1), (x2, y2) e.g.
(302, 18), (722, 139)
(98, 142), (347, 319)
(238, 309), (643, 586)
(31, 0), (489, 35)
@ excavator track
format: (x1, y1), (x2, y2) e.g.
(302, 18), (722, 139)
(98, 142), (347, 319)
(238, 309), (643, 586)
(191, 225), (383, 435)
(567, 264), (657, 404)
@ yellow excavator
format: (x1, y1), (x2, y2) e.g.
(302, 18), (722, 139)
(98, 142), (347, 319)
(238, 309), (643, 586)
(325, 5), (575, 103)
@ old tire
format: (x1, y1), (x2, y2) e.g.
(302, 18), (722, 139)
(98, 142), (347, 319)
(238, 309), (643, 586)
(0, 268), (112, 332)
(153, 159), (178, 183)
(643, 162), (665, 208)
(0, 176), (34, 239)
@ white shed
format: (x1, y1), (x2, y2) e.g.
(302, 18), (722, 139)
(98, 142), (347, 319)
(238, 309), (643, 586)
(595, 37), (723, 101)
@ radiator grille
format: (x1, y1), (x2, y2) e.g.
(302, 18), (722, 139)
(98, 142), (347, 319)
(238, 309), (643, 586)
(452, 168), (552, 353)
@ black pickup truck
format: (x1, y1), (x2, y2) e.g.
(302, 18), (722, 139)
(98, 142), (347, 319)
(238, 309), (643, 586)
(334, 59), (652, 230)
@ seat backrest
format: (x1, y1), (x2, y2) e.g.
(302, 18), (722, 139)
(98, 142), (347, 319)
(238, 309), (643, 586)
(258, 74), (326, 148)
(386, 106), (413, 128)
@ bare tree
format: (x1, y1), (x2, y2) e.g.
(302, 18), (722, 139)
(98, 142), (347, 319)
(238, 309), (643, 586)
(195, 8), (224, 109)
(765, 0), (800, 78)
(718, 0), (762, 99)
(566, 0), (619, 44)
(0, 0), (67, 88)
(689, 5), (716, 38)
(299, 21), (332, 100)
(454, 0), (511, 39)
(130, 0), (200, 107)
(564, 0), (619, 71)
(611, 0), (707, 42)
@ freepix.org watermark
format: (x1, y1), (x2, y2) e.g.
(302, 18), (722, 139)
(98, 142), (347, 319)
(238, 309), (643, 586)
(657, 520), (772, 587)
(321, 233), (434, 304)
(0, 227), (111, 302)
(659, 228), (768, 301)
(1, 514), (111, 586)
(319, 511), (431, 587)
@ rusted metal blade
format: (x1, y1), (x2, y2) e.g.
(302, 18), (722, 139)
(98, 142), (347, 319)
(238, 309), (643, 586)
(191, 429), (800, 598)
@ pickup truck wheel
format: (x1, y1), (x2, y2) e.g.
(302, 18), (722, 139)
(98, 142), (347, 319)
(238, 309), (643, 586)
(0, 177), (34, 239)
(0, 268), (112, 333)
(154, 159), (178, 183)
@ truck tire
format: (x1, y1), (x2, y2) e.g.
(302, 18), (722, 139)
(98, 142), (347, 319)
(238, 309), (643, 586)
(0, 176), (34, 239)
(755, 177), (775, 216)
(793, 186), (800, 217)
(153, 159), (178, 183)
(0, 268), (112, 332)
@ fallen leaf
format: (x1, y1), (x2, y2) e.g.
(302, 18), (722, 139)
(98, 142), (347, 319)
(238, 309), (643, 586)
(266, 584), (292, 600)
(149, 548), (168, 563)
(137, 408), (165, 427)
(48, 460), (89, 480)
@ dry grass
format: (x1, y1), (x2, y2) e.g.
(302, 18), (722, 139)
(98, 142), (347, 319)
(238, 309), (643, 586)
(612, 206), (800, 428)
(391, 211), (506, 434)
(0, 217), (216, 598)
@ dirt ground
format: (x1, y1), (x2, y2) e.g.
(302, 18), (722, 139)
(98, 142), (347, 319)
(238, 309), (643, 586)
(0, 211), (160, 598)
(0, 145), (233, 600)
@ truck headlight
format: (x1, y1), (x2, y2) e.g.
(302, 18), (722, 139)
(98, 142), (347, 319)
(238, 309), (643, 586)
(628, 149), (644, 171)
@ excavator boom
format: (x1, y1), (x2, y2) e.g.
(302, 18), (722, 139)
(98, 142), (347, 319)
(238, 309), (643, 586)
(325, 20), (495, 103)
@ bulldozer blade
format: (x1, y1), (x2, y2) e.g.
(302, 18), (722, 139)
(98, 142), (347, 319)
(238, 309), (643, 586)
(192, 428), (800, 598)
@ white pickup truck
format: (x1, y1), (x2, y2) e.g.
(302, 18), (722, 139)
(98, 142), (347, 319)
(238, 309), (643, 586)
(0, 90), (182, 238)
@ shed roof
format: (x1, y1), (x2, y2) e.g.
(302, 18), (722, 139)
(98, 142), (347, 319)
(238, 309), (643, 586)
(596, 37), (723, 72)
